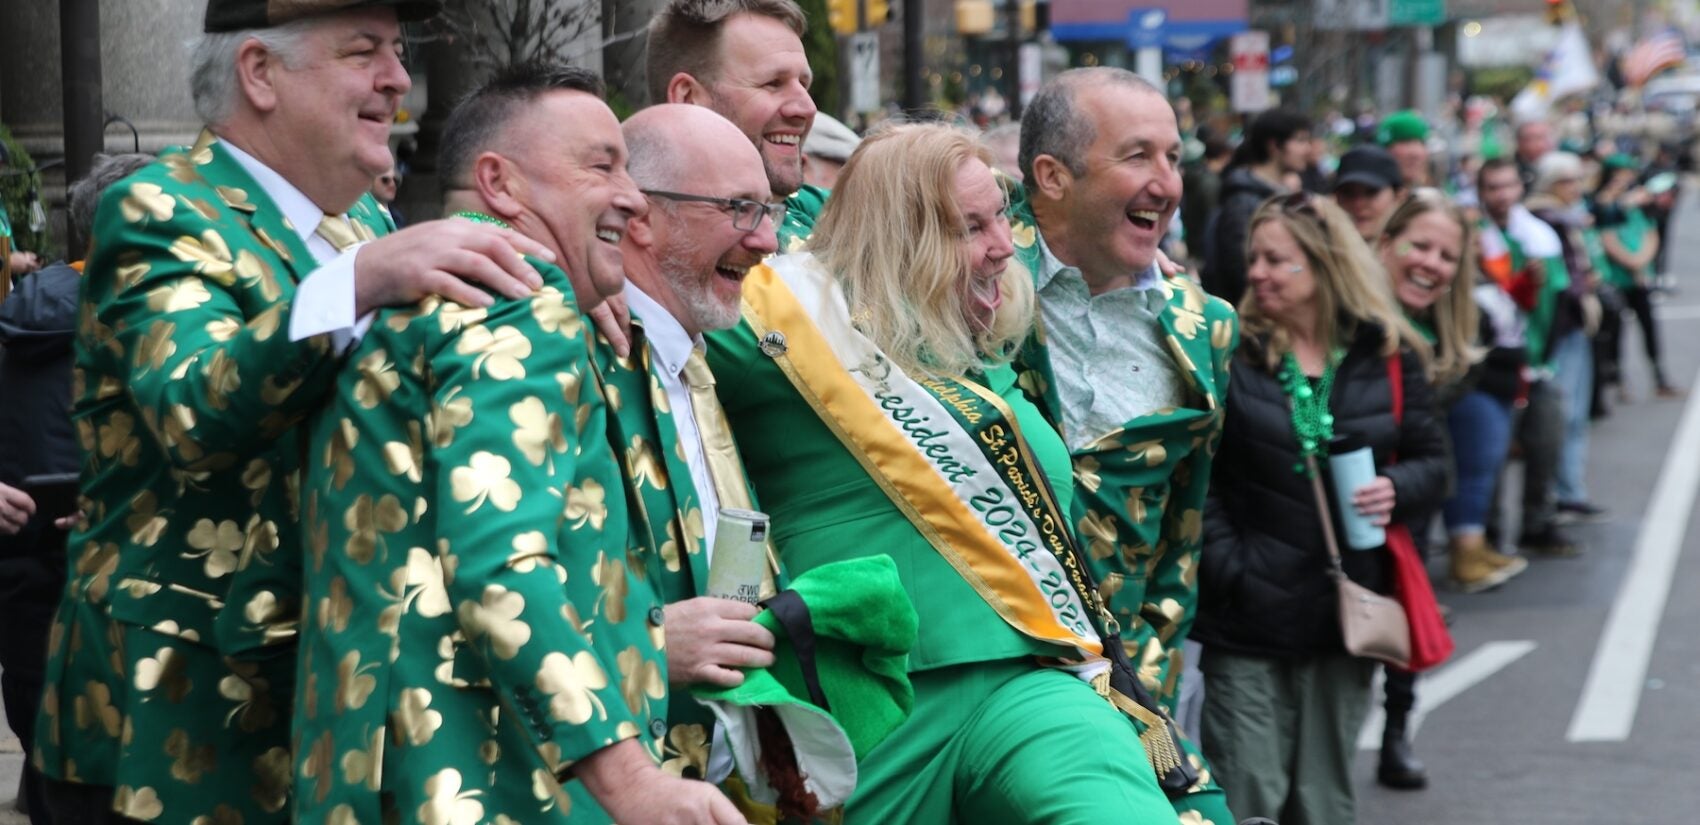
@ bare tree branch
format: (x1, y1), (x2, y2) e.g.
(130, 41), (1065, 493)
(435, 0), (610, 76)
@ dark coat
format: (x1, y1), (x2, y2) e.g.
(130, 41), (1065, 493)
(0, 261), (79, 556)
(1194, 323), (1450, 658)
(1202, 166), (1285, 305)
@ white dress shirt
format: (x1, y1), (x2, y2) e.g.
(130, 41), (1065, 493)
(219, 139), (373, 350)
(624, 283), (724, 555)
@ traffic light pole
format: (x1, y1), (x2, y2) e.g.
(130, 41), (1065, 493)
(902, 0), (924, 110)
(1006, 0), (1023, 118)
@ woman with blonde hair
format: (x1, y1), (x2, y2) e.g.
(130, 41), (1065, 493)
(1195, 192), (1449, 825)
(708, 124), (1179, 822)
(1372, 190), (1529, 791)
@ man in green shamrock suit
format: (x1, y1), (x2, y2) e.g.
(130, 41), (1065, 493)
(294, 63), (750, 825)
(34, 2), (564, 823)
(1012, 67), (1242, 824)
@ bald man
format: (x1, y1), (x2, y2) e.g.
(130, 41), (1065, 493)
(594, 104), (785, 792)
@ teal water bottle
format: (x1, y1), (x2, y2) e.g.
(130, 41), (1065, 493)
(1328, 433), (1386, 550)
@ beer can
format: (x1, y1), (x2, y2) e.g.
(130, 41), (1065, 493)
(705, 508), (770, 605)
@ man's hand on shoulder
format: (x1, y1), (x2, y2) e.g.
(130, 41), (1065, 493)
(1155, 247), (1189, 280)
(352, 219), (556, 315)
(663, 596), (776, 687)
(591, 291), (632, 357)
(575, 739), (748, 825)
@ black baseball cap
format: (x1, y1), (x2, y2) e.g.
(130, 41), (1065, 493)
(205, 0), (442, 33)
(1333, 145), (1403, 193)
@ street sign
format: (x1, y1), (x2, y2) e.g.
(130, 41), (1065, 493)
(1230, 31), (1270, 113)
(849, 32), (880, 114)
(1019, 42), (1043, 108)
(1390, 0), (1446, 26)
(1313, 0), (1390, 31)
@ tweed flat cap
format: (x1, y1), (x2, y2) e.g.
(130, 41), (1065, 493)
(803, 113), (862, 163)
(205, 0), (442, 32)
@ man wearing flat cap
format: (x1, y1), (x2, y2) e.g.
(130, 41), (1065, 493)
(34, 1), (555, 822)
(1332, 144), (1405, 242)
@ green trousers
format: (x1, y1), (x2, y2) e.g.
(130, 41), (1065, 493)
(1198, 649), (1376, 825)
(847, 658), (1185, 824)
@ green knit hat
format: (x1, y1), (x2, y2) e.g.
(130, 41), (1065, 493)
(693, 555), (918, 811)
(1377, 110), (1429, 146)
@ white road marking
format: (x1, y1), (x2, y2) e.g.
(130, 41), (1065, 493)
(1358, 641), (1538, 750)
(1567, 363), (1700, 742)
(1655, 304), (1700, 321)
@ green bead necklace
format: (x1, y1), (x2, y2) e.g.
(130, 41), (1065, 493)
(452, 210), (511, 229)
(1278, 349), (1341, 476)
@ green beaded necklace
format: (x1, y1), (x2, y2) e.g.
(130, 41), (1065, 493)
(453, 210), (511, 229)
(1278, 349), (1341, 476)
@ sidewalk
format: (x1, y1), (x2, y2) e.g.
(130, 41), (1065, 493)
(1, 692), (28, 825)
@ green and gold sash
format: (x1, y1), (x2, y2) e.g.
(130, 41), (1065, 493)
(740, 254), (1110, 672)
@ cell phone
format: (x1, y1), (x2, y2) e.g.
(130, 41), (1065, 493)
(21, 472), (79, 521)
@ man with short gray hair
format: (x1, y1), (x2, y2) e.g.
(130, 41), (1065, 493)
(1010, 66), (1239, 824)
(33, 2), (560, 822)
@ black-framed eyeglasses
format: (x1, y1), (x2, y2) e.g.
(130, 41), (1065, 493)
(641, 189), (785, 232)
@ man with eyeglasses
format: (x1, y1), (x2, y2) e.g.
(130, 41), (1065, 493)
(594, 102), (786, 809)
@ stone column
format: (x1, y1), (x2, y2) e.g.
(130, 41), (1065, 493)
(0, 0), (201, 256)
(99, 0), (204, 155)
(0, 0), (69, 257)
(0, 0), (67, 160)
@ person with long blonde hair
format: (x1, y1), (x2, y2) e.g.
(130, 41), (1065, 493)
(1372, 190), (1529, 791)
(708, 123), (1178, 822)
(1196, 192), (1450, 825)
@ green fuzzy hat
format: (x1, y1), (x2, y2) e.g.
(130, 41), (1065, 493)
(1377, 110), (1429, 146)
(693, 555), (918, 811)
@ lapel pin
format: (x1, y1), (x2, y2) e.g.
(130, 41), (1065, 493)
(759, 331), (788, 358)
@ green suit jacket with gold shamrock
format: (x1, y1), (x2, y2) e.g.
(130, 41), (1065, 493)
(34, 130), (391, 824)
(1007, 187), (1239, 710)
(593, 320), (789, 786)
(1009, 187), (1241, 823)
(294, 258), (670, 825)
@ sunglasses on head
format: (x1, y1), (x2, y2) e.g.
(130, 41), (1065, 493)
(1278, 190), (1323, 221)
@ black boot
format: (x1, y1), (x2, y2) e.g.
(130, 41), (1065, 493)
(1377, 713), (1428, 790)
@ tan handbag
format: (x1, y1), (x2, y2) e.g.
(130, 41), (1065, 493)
(1305, 455), (1411, 669)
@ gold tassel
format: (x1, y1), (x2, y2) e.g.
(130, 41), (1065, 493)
(1108, 690), (1186, 779)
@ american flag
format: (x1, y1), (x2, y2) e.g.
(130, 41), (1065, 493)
(1622, 31), (1686, 88)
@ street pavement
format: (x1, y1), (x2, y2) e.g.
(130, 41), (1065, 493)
(0, 702), (18, 825)
(4, 194), (1700, 824)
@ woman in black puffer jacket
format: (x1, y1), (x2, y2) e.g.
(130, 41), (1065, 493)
(1194, 193), (1449, 825)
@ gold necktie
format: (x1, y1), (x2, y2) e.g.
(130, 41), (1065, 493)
(315, 214), (362, 253)
(682, 349), (779, 596)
